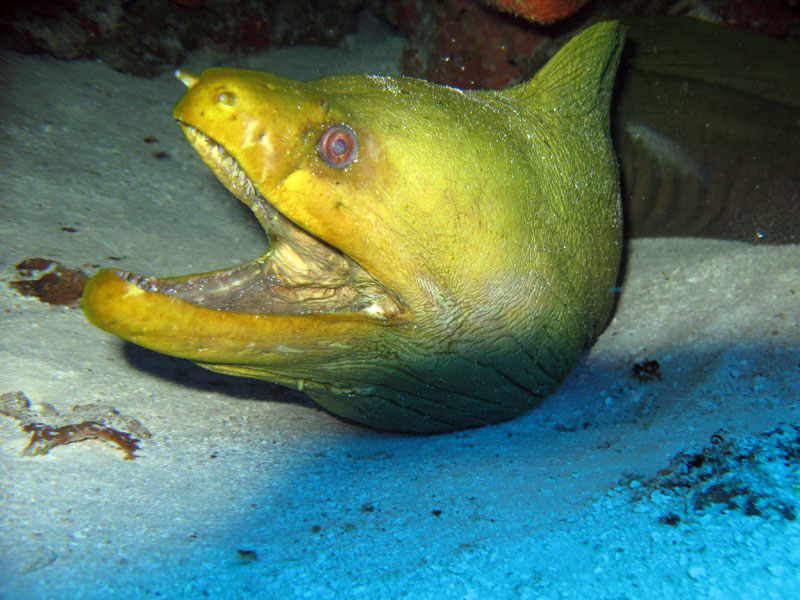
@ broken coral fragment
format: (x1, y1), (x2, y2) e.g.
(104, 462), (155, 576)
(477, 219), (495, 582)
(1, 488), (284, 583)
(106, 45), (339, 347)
(21, 421), (142, 460)
(0, 390), (149, 460)
(10, 258), (88, 306)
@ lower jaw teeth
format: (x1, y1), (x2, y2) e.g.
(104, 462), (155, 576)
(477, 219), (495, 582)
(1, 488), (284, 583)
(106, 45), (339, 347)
(118, 270), (158, 292)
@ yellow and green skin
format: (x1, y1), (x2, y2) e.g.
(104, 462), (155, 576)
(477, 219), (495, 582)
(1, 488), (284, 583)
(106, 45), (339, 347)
(82, 22), (624, 433)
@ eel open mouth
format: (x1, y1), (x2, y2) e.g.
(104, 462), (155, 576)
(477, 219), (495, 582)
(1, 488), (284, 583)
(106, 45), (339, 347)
(115, 124), (405, 321)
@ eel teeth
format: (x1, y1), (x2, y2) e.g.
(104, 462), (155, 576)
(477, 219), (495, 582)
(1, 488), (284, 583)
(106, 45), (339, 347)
(117, 270), (158, 292)
(181, 124), (279, 225)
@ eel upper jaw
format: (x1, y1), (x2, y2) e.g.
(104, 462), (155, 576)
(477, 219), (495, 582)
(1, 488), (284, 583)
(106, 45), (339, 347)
(115, 123), (407, 321)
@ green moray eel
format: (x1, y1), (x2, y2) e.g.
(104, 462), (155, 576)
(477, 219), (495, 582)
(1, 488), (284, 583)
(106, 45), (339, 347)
(82, 21), (625, 433)
(614, 16), (800, 244)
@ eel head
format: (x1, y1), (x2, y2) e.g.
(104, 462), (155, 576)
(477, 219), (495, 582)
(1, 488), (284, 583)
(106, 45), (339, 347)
(82, 22), (625, 432)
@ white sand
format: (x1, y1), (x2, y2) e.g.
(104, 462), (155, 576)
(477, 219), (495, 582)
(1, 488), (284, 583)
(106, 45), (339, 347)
(1, 13), (799, 599)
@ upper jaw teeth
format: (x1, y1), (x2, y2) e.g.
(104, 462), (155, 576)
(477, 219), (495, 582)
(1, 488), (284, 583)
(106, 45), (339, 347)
(180, 123), (279, 231)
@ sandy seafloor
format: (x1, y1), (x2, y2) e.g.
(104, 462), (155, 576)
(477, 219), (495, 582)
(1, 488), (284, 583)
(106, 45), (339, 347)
(1, 12), (799, 600)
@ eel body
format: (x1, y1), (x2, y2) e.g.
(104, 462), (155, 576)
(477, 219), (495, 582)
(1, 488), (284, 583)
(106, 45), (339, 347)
(83, 22), (624, 432)
(615, 16), (800, 244)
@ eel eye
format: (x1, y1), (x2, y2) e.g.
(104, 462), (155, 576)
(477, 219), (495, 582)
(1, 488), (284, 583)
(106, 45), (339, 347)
(317, 124), (357, 168)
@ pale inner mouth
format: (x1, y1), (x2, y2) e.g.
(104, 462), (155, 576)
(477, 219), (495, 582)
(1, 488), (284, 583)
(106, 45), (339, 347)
(117, 125), (403, 319)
